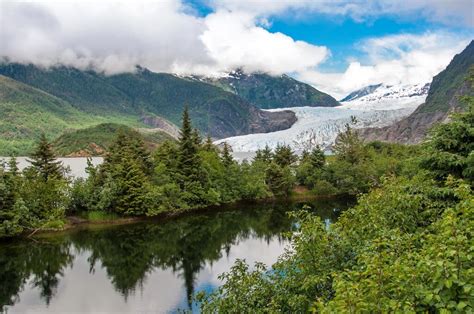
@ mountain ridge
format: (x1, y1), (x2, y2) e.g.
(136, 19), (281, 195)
(189, 69), (340, 109)
(359, 40), (474, 144)
(0, 63), (298, 154)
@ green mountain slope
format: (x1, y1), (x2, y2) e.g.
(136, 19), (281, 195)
(200, 69), (340, 109)
(0, 64), (296, 140)
(360, 40), (474, 144)
(419, 40), (474, 113)
(0, 75), (141, 155)
(53, 123), (175, 156)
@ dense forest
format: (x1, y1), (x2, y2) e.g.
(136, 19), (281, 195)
(1, 103), (427, 237)
(198, 96), (474, 311)
(1, 88), (473, 312)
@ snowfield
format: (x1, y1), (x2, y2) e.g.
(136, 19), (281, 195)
(216, 83), (429, 153)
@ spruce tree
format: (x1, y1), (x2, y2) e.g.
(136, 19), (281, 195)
(178, 107), (201, 185)
(203, 135), (216, 152)
(274, 144), (297, 168)
(192, 128), (202, 147)
(221, 142), (234, 167)
(333, 116), (366, 165)
(309, 146), (325, 169)
(29, 134), (63, 181)
(254, 145), (273, 163)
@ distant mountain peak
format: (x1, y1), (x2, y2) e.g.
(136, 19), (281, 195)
(341, 82), (430, 108)
(340, 83), (383, 102)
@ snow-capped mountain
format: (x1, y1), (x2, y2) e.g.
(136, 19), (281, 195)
(341, 82), (430, 110)
(216, 82), (430, 153)
(340, 84), (382, 102)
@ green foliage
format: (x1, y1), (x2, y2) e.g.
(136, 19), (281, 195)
(0, 143), (69, 237)
(265, 162), (295, 197)
(199, 103), (474, 312)
(28, 134), (63, 181)
(273, 144), (298, 168)
(254, 145), (273, 163)
(421, 97), (474, 184)
(0, 74), (142, 155)
(53, 123), (174, 156)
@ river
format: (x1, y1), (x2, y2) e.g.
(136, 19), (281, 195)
(0, 198), (354, 313)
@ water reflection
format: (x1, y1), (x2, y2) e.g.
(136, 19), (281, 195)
(0, 198), (354, 313)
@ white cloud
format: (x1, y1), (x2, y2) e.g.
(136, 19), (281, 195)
(208, 0), (474, 27)
(297, 32), (471, 99)
(0, 0), (471, 100)
(194, 10), (328, 75)
(0, 0), (329, 75)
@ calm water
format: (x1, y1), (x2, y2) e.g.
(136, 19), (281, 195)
(0, 198), (354, 313)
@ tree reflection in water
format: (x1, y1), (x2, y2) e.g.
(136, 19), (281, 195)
(0, 198), (354, 312)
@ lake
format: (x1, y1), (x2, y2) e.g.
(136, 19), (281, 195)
(0, 198), (354, 313)
(0, 155), (255, 179)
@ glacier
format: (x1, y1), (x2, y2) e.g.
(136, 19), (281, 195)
(216, 83), (429, 153)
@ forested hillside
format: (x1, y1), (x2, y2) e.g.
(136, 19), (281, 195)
(53, 123), (175, 156)
(0, 63), (296, 155)
(198, 69), (340, 109)
(0, 74), (141, 155)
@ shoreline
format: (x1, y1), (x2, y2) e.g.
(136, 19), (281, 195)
(8, 191), (354, 240)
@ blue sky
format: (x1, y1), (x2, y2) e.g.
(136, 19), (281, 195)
(186, 0), (473, 72)
(2, 0), (473, 97)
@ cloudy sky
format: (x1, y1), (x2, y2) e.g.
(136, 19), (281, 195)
(1, 0), (473, 98)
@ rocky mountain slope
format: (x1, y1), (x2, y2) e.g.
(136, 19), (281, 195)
(359, 40), (474, 144)
(0, 64), (297, 154)
(191, 69), (340, 109)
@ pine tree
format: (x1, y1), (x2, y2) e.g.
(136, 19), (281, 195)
(114, 153), (149, 215)
(333, 116), (366, 165)
(178, 107), (201, 185)
(254, 145), (273, 163)
(274, 144), (297, 168)
(221, 142), (234, 167)
(192, 128), (202, 147)
(309, 146), (325, 169)
(203, 135), (216, 152)
(265, 162), (294, 197)
(29, 134), (63, 181)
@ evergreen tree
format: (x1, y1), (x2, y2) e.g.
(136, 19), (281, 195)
(192, 128), (202, 147)
(114, 153), (149, 215)
(203, 135), (216, 152)
(309, 146), (326, 169)
(254, 145), (273, 163)
(333, 117), (366, 165)
(29, 134), (63, 181)
(274, 144), (297, 168)
(300, 150), (310, 163)
(265, 162), (295, 197)
(421, 98), (474, 183)
(221, 142), (234, 167)
(178, 107), (202, 185)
